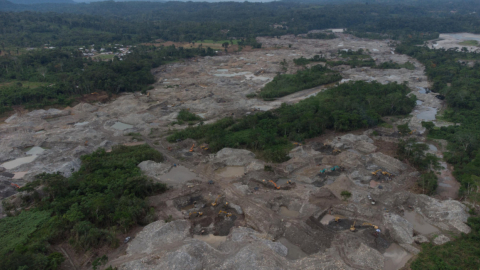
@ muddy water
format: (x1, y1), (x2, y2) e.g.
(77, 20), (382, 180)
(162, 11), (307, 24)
(384, 243), (412, 270)
(112, 122), (133, 130)
(181, 204), (195, 211)
(193, 234), (227, 249)
(404, 211), (439, 234)
(279, 206), (300, 218)
(320, 214), (335, 225)
(215, 166), (245, 178)
(158, 165), (198, 185)
(25, 146), (45, 155)
(12, 171), (28, 179)
(1, 155), (38, 170)
(416, 108), (437, 121)
(277, 237), (308, 260)
(436, 161), (460, 198)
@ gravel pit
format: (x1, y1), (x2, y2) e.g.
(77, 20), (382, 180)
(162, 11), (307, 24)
(277, 237), (308, 260)
(383, 243), (412, 270)
(404, 211), (439, 234)
(279, 206), (300, 218)
(193, 234), (227, 249)
(215, 166), (245, 178)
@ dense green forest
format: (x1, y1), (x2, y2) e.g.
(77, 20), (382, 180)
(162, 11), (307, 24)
(0, 45), (215, 114)
(0, 1), (478, 47)
(259, 64), (341, 99)
(168, 81), (415, 162)
(0, 144), (166, 270)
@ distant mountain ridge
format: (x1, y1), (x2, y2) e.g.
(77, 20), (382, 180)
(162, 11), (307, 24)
(8, 0), (74, 4)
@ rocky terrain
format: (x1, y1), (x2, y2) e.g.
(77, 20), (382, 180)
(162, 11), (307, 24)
(0, 33), (470, 270)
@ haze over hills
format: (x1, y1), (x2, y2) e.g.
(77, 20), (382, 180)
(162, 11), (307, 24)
(0, 1), (480, 270)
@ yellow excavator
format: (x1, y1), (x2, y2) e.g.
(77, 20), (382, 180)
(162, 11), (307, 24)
(371, 169), (382, 176)
(350, 221), (357, 232)
(189, 212), (203, 218)
(362, 222), (379, 229)
(332, 149), (341, 154)
(334, 216), (343, 222)
(218, 210), (232, 217)
(212, 195), (221, 206)
(382, 171), (393, 177)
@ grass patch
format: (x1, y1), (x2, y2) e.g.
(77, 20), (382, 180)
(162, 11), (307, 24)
(95, 54), (115, 60)
(378, 122), (394, 128)
(459, 40), (479, 46)
(127, 132), (144, 141)
(196, 39), (238, 45)
(258, 65), (342, 99)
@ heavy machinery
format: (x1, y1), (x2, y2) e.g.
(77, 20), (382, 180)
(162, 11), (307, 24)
(371, 169), (382, 176)
(334, 216), (343, 222)
(293, 142), (302, 146)
(320, 166), (341, 174)
(189, 212), (203, 218)
(200, 145), (209, 150)
(382, 171), (393, 177)
(332, 149), (341, 154)
(189, 144), (195, 152)
(330, 166), (340, 171)
(211, 195), (221, 206)
(362, 222), (379, 229)
(218, 210), (232, 217)
(409, 129), (416, 135)
(269, 180), (280, 190)
(11, 183), (20, 189)
(350, 221), (357, 232)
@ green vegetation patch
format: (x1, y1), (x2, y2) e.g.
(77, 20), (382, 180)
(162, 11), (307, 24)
(458, 40), (479, 46)
(411, 217), (480, 270)
(168, 81), (415, 162)
(305, 32), (336, 40)
(0, 144), (166, 270)
(293, 55), (327, 66)
(258, 64), (342, 99)
(177, 109), (202, 122)
(0, 210), (51, 256)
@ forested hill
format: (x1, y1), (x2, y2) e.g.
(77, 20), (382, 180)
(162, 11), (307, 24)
(0, 1), (479, 48)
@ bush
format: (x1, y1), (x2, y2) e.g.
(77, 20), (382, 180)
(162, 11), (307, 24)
(419, 171), (438, 195)
(177, 109), (202, 122)
(341, 191), (352, 200)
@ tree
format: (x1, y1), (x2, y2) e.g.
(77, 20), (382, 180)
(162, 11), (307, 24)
(222, 42), (229, 53)
(37, 66), (47, 80)
(280, 59), (288, 73)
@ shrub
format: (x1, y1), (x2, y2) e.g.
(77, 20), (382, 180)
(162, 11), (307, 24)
(341, 191), (352, 200)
